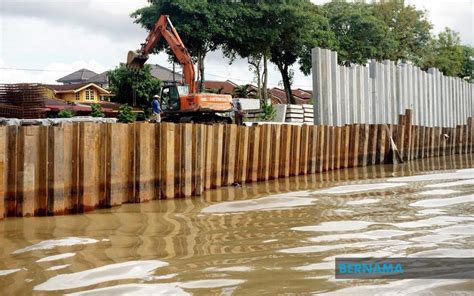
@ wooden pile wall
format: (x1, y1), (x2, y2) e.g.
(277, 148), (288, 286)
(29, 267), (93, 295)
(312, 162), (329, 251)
(0, 110), (472, 219)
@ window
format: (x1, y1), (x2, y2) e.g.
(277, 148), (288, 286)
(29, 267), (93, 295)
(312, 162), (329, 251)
(85, 88), (95, 101)
(75, 92), (80, 101)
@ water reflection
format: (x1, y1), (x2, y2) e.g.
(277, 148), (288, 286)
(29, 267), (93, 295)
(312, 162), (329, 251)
(0, 154), (472, 295)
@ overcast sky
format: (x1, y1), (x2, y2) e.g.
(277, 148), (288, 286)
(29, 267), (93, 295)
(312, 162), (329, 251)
(0, 0), (473, 88)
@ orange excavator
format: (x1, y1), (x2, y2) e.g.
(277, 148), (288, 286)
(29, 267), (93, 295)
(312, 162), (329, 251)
(127, 15), (234, 123)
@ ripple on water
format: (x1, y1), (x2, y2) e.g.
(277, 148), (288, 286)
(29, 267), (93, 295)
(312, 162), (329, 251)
(13, 237), (99, 254)
(65, 279), (245, 296)
(346, 199), (380, 205)
(418, 189), (460, 195)
(34, 260), (168, 291)
(292, 221), (374, 232)
(201, 191), (315, 214)
(46, 264), (71, 271)
(308, 229), (410, 243)
(410, 194), (474, 208)
(425, 179), (474, 188)
(388, 169), (474, 182)
(313, 183), (407, 194)
(37, 252), (76, 263)
(0, 269), (22, 276)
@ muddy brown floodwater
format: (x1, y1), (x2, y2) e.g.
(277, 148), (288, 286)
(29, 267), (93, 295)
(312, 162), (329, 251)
(0, 154), (473, 295)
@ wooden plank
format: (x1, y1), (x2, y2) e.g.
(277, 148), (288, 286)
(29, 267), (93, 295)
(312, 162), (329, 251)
(351, 124), (360, 167)
(160, 123), (175, 199)
(70, 123), (81, 213)
(299, 125), (310, 175)
(107, 124), (129, 206)
(309, 126), (318, 174)
(397, 115), (405, 159)
(61, 124), (73, 213)
(367, 124), (378, 165)
(462, 123), (468, 155)
(259, 124), (271, 181)
(5, 126), (18, 217)
(179, 124), (193, 197)
(317, 126), (325, 172)
(279, 125), (291, 178)
(48, 125), (66, 215)
(430, 127), (437, 157)
(98, 124), (107, 208)
(403, 110), (412, 161)
(211, 124), (224, 188)
(441, 127), (448, 156)
(328, 126), (335, 170)
(468, 118), (473, 154)
(450, 127), (456, 155)
(17, 126), (33, 217)
(376, 124), (386, 164)
(235, 126), (249, 183)
(222, 124), (237, 185)
(358, 124), (370, 166)
(334, 127), (342, 169)
(204, 125), (213, 189)
(270, 125), (281, 179)
(342, 126), (350, 168)
(81, 123), (101, 211)
(323, 125), (330, 171)
(0, 127), (5, 219)
(247, 125), (260, 182)
(290, 125), (301, 176)
(192, 124), (205, 196)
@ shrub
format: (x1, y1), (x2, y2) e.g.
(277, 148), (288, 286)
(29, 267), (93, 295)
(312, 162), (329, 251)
(91, 104), (105, 117)
(258, 103), (276, 121)
(117, 104), (137, 123)
(58, 109), (74, 118)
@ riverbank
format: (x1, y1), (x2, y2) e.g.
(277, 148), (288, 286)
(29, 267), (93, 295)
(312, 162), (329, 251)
(0, 110), (472, 219)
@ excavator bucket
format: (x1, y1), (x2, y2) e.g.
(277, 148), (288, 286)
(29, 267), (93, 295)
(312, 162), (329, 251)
(126, 50), (149, 69)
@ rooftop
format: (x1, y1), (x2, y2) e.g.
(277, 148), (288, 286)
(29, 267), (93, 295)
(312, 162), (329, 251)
(57, 69), (99, 83)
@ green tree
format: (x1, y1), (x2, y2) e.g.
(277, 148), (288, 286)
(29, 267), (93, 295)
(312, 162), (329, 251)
(107, 64), (161, 107)
(58, 109), (74, 118)
(372, 0), (432, 63)
(323, 1), (395, 65)
(117, 104), (137, 123)
(421, 28), (464, 77)
(90, 104), (105, 117)
(132, 0), (221, 92)
(460, 45), (474, 82)
(233, 85), (249, 98)
(268, 1), (335, 104)
(219, 1), (276, 105)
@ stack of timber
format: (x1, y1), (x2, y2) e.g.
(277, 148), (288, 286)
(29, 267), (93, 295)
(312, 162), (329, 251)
(0, 109), (472, 219)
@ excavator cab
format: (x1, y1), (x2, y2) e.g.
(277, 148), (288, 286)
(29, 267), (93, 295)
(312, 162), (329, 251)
(160, 85), (179, 111)
(160, 84), (189, 112)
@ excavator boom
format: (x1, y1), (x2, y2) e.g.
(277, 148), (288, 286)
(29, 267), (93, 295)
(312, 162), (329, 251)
(127, 15), (196, 93)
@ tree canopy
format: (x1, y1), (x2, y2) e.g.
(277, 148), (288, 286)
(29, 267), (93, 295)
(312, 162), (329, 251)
(107, 64), (161, 107)
(130, 0), (472, 105)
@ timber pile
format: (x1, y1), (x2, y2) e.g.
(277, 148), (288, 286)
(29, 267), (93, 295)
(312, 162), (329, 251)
(0, 109), (472, 219)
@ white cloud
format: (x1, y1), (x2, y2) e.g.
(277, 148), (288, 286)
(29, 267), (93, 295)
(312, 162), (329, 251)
(0, 0), (472, 87)
(0, 59), (107, 84)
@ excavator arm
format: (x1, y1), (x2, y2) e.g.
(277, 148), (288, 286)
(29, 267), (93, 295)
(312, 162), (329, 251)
(127, 15), (196, 93)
